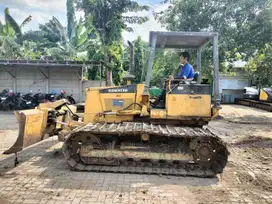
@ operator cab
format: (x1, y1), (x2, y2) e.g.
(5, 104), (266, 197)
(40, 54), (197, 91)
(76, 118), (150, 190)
(151, 77), (209, 109)
(145, 31), (220, 124)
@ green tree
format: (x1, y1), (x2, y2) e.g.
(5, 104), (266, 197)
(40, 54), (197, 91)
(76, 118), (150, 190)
(0, 8), (32, 59)
(0, 8), (32, 38)
(150, 49), (180, 87)
(33, 14), (100, 61)
(0, 36), (22, 59)
(77, 0), (149, 44)
(108, 41), (124, 85)
(133, 36), (145, 83)
(156, 0), (272, 78)
(76, 0), (149, 85)
(39, 17), (68, 46)
(245, 43), (272, 86)
(67, 0), (76, 40)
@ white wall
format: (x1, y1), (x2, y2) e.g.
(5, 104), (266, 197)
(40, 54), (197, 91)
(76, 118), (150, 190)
(16, 67), (47, 93)
(219, 76), (249, 103)
(219, 76), (249, 94)
(0, 66), (105, 102)
(50, 67), (80, 102)
(0, 68), (14, 91)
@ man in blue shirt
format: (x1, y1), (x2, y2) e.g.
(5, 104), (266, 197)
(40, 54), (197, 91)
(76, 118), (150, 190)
(170, 52), (195, 80)
(152, 52), (195, 107)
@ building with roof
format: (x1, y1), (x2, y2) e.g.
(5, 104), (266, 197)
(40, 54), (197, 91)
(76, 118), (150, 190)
(219, 62), (250, 103)
(0, 60), (109, 102)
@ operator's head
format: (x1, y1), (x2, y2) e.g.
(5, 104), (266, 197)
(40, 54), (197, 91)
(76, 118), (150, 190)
(180, 52), (190, 64)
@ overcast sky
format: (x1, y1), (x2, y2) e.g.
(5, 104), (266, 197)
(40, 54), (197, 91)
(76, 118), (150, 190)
(0, 0), (170, 42)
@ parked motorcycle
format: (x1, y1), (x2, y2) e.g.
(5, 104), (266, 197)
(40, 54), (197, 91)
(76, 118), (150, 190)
(0, 89), (9, 103)
(0, 89), (76, 110)
(44, 93), (56, 103)
(19, 92), (38, 109)
(56, 90), (76, 104)
(0, 90), (19, 110)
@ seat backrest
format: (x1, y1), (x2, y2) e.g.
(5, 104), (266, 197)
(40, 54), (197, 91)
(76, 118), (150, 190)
(193, 72), (199, 82)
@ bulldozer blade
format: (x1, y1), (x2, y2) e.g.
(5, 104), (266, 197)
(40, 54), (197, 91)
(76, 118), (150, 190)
(3, 109), (46, 154)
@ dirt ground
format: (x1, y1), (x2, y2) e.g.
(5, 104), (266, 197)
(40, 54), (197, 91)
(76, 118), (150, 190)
(0, 104), (272, 204)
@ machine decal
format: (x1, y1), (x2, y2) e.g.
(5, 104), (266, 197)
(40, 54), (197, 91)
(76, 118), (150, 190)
(170, 84), (210, 95)
(112, 100), (124, 106)
(100, 84), (136, 93)
(109, 88), (128, 93)
(189, 96), (202, 99)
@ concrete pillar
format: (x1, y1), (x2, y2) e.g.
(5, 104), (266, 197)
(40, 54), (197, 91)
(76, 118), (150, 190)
(197, 47), (202, 84)
(100, 63), (103, 87)
(213, 34), (220, 107)
(79, 66), (84, 102)
(145, 33), (157, 88)
(13, 67), (17, 92)
(46, 68), (49, 94)
(48, 68), (50, 93)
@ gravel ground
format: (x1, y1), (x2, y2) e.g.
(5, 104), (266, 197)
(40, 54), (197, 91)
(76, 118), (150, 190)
(0, 105), (272, 204)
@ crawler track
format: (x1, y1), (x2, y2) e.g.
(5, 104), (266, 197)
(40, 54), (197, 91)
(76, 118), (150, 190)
(236, 98), (272, 112)
(62, 122), (229, 177)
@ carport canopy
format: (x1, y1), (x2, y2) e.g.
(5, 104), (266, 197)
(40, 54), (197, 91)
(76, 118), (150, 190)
(149, 31), (218, 49)
(145, 31), (220, 107)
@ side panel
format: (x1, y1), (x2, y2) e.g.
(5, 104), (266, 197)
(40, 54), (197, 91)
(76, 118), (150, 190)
(84, 84), (139, 123)
(135, 84), (145, 109)
(166, 94), (211, 117)
(100, 93), (135, 111)
(259, 89), (270, 101)
(84, 89), (104, 123)
(259, 90), (267, 101)
(151, 109), (167, 119)
(166, 84), (211, 117)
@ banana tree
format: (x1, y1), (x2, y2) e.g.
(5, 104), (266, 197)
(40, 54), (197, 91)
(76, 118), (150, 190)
(0, 8), (32, 38)
(0, 36), (23, 59)
(0, 8), (32, 59)
(38, 15), (101, 61)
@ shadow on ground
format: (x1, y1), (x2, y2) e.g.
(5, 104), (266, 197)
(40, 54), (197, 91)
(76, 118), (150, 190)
(0, 137), (219, 193)
(220, 114), (272, 124)
(229, 136), (272, 148)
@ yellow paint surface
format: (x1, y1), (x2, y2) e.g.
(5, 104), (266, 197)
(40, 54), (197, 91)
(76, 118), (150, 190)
(259, 89), (268, 101)
(166, 94), (211, 117)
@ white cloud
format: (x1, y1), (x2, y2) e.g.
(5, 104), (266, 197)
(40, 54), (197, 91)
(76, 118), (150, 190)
(8, 8), (53, 31)
(0, 0), (170, 42)
(1, 0), (66, 13)
(123, 3), (170, 42)
(123, 17), (166, 42)
(1, 0), (68, 31)
(0, 12), (4, 23)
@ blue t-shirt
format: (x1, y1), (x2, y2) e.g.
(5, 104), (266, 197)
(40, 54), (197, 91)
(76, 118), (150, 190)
(176, 63), (195, 79)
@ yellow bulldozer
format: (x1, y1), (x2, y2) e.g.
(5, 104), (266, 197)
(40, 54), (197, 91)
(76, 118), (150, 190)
(4, 31), (229, 177)
(236, 87), (272, 111)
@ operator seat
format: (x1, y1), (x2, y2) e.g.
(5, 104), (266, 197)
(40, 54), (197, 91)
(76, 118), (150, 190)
(193, 72), (199, 82)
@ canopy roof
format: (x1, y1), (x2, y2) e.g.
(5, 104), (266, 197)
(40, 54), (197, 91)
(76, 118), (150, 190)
(149, 31), (218, 49)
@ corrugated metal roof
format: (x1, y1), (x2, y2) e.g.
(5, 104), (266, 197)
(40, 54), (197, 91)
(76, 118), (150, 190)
(0, 60), (111, 68)
(149, 31), (217, 49)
